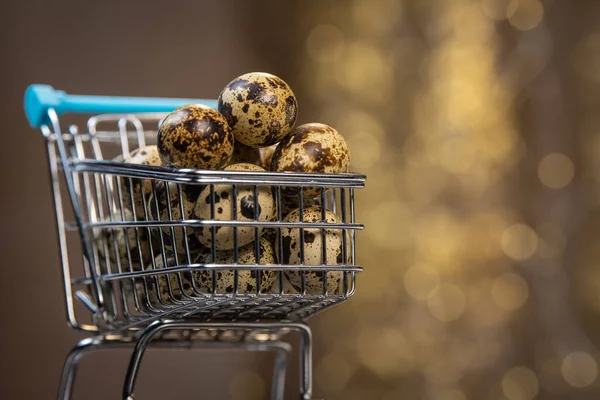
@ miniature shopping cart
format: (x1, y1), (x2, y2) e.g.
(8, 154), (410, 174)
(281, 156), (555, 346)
(24, 85), (365, 400)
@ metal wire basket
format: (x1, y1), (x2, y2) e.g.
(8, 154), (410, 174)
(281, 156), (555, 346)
(26, 85), (365, 400)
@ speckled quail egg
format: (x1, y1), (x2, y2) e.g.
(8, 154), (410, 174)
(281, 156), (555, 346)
(139, 253), (196, 306)
(193, 163), (276, 250)
(158, 104), (234, 170)
(95, 209), (154, 272)
(118, 145), (162, 218)
(277, 206), (350, 293)
(271, 123), (351, 198)
(218, 72), (298, 148)
(259, 190), (319, 251)
(194, 237), (277, 294)
(146, 181), (207, 258)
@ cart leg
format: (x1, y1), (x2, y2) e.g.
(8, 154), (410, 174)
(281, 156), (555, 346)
(295, 324), (314, 400)
(57, 337), (103, 400)
(266, 341), (291, 400)
(122, 321), (311, 400)
(123, 320), (168, 400)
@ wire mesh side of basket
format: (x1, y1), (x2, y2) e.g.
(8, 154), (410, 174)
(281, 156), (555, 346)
(41, 109), (365, 333)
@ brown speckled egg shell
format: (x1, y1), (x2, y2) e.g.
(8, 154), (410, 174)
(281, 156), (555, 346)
(194, 238), (277, 294)
(118, 145), (162, 218)
(96, 209), (154, 272)
(218, 72), (298, 148)
(193, 163), (276, 250)
(277, 206), (350, 294)
(146, 182), (207, 258)
(271, 123), (350, 198)
(158, 104), (234, 170)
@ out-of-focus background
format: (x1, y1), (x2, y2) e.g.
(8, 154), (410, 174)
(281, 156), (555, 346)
(3, 0), (600, 399)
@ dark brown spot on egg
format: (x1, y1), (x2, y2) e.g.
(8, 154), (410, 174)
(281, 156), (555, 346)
(281, 236), (292, 264)
(245, 81), (266, 102)
(303, 141), (323, 160)
(217, 207), (223, 214)
(303, 231), (316, 244)
(221, 191), (229, 200)
(336, 252), (343, 264)
(254, 111), (260, 118)
(240, 195), (261, 219)
(284, 96), (297, 127)
(242, 104), (249, 113)
(199, 153), (212, 162)
(236, 93), (243, 102)
(172, 138), (190, 153)
(292, 133), (305, 144)
(184, 184), (204, 199)
(204, 192), (221, 204)
(218, 99), (238, 128)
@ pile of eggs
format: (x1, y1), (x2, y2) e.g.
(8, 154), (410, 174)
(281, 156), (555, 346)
(99, 72), (352, 302)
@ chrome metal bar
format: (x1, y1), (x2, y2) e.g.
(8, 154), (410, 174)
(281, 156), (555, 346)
(79, 220), (365, 230)
(98, 264), (363, 282)
(47, 109), (105, 313)
(71, 160), (366, 186)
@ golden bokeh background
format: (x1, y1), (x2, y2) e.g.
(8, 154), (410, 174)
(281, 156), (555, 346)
(3, 0), (600, 398)
(296, 0), (600, 399)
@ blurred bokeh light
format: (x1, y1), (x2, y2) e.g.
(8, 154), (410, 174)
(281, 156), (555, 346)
(295, 0), (600, 398)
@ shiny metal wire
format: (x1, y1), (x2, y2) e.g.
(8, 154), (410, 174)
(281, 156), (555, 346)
(41, 109), (365, 334)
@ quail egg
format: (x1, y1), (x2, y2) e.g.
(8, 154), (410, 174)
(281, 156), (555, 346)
(270, 123), (350, 198)
(146, 181), (207, 258)
(95, 209), (154, 272)
(118, 145), (162, 218)
(194, 237), (277, 294)
(218, 72), (298, 148)
(158, 104), (234, 170)
(277, 206), (350, 294)
(193, 163), (276, 250)
(260, 190), (319, 252)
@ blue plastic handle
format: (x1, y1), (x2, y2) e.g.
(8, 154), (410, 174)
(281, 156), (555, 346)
(24, 84), (218, 128)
